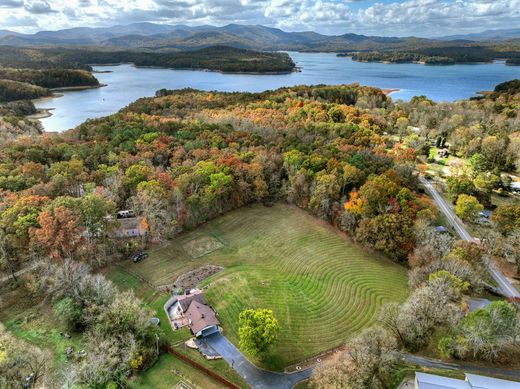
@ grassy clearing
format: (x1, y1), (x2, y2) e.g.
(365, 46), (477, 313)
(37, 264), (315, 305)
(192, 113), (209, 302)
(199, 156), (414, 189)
(130, 353), (227, 389)
(116, 204), (409, 369)
(0, 287), (85, 369)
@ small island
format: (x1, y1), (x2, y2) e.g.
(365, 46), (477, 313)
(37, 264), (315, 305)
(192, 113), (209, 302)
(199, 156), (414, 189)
(338, 47), (502, 65)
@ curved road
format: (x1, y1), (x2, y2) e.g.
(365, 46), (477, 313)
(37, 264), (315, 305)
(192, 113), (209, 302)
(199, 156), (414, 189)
(403, 354), (520, 380)
(419, 176), (520, 298)
(204, 333), (313, 389)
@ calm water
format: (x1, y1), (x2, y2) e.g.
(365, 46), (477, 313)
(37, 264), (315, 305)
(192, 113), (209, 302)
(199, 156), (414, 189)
(35, 52), (520, 132)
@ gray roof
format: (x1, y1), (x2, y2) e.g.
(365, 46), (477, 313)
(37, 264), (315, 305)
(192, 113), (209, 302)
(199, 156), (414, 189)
(415, 372), (520, 389)
(416, 373), (471, 389)
(465, 373), (520, 389)
(478, 210), (493, 218)
(467, 298), (491, 312)
(177, 293), (206, 312)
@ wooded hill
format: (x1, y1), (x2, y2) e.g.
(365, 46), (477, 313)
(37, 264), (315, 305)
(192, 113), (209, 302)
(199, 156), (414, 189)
(0, 45), (296, 74)
(344, 45), (520, 64)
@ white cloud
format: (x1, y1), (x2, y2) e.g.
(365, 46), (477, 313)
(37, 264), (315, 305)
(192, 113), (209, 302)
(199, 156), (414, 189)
(0, 0), (518, 36)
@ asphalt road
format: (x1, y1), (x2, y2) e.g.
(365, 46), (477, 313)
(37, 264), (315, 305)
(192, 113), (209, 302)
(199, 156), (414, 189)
(419, 176), (520, 298)
(204, 333), (313, 389)
(403, 354), (520, 380)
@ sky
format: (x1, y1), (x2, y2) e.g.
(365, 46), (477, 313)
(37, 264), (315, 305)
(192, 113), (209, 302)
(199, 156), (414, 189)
(0, 0), (519, 37)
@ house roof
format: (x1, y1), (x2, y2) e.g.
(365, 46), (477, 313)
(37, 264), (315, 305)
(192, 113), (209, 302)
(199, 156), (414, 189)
(435, 226), (449, 233)
(177, 292), (206, 312)
(186, 300), (220, 335)
(117, 217), (144, 230)
(465, 374), (520, 389)
(415, 372), (520, 389)
(478, 210), (493, 218)
(416, 373), (471, 389)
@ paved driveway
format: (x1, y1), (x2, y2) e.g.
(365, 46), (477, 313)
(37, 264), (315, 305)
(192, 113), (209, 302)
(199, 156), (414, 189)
(204, 333), (313, 389)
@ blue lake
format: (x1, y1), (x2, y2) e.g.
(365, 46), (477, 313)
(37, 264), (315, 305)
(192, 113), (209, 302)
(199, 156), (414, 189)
(35, 52), (520, 132)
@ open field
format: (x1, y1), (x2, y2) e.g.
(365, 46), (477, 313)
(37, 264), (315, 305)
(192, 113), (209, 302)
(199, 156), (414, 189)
(130, 353), (227, 389)
(116, 203), (409, 369)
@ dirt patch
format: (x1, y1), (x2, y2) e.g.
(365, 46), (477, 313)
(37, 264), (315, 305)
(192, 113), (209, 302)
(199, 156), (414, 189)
(182, 235), (224, 258)
(175, 265), (224, 290)
(284, 345), (346, 373)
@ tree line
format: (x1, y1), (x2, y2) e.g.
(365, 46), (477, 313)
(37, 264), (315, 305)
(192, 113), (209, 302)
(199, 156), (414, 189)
(0, 45), (296, 73)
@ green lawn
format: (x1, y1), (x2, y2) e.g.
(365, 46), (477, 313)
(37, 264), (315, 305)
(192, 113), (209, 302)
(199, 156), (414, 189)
(115, 204), (409, 369)
(0, 287), (85, 369)
(130, 353), (228, 389)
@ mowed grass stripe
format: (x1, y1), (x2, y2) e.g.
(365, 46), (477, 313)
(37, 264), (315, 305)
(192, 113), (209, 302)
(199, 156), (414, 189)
(122, 204), (408, 368)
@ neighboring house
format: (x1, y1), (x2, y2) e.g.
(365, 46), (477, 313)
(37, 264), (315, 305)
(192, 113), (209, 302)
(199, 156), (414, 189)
(414, 372), (520, 389)
(112, 216), (148, 238)
(479, 210), (493, 219)
(164, 289), (220, 337)
(435, 226), (449, 234)
(466, 297), (491, 312)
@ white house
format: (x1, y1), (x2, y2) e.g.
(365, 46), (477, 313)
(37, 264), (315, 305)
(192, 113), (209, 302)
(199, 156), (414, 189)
(415, 372), (520, 389)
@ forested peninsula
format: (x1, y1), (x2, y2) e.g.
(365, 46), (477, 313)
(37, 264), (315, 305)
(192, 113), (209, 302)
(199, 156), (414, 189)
(0, 45), (296, 74)
(340, 46), (520, 65)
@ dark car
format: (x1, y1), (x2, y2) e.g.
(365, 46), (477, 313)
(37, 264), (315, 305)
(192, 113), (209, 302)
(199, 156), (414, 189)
(132, 251), (148, 263)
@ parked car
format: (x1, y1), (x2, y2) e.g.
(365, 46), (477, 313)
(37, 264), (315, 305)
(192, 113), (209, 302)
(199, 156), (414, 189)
(117, 210), (136, 219)
(132, 251), (148, 263)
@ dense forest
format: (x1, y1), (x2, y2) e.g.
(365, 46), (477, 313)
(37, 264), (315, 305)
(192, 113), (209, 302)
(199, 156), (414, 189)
(0, 79), (50, 102)
(0, 68), (99, 89)
(0, 45), (296, 73)
(0, 81), (519, 387)
(342, 45), (520, 65)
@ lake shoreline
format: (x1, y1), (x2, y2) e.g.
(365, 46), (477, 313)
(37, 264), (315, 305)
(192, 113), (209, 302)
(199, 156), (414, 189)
(93, 62), (299, 75)
(33, 54), (519, 132)
(50, 84), (107, 92)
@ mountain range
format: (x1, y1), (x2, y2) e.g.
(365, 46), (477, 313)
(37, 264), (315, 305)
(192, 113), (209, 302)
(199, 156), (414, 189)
(0, 24), (519, 52)
(439, 28), (520, 42)
(0, 23), (473, 52)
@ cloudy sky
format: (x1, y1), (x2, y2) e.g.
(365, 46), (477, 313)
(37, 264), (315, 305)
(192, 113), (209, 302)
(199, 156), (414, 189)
(1, 0), (519, 37)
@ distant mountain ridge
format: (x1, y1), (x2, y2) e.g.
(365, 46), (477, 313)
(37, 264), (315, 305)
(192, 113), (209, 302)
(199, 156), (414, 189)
(0, 23), (445, 52)
(440, 28), (520, 41)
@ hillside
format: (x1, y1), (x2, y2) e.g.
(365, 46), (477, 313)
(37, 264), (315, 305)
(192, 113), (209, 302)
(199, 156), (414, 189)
(0, 45), (296, 74)
(0, 79), (50, 102)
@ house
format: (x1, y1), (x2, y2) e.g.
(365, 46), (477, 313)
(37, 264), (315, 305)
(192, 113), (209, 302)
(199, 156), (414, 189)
(164, 289), (220, 337)
(478, 210), (493, 219)
(112, 216), (148, 238)
(435, 226), (449, 233)
(466, 297), (491, 312)
(186, 300), (221, 337)
(414, 372), (520, 389)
